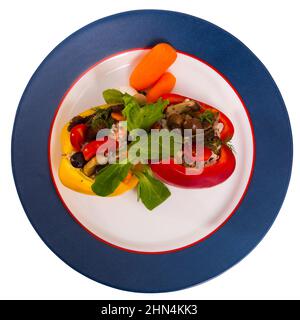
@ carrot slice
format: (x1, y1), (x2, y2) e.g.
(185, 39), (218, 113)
(111, 112), (125, 121)
(122, 172), (132, 184)
(146, 72), (176, 103)
(130, 43), (177, 90)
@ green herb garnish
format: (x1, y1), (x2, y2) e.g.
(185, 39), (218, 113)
(122, 94), (168, 131)
(87, 108), (114, 130)
(91, 162), (171, 210)
(91, 163), (131, 196)
(134, 166), (171, 211)
(199, 110), (217, 124)
(91, 89), (174, 210)
(103, 89), (124, 105)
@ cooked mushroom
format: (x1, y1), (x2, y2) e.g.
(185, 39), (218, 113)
(83, 156), (99, 177)
(167, 113), (185, 130)
(166, 100), (199, 116)
(183, 118), (203, 134)
(134, 93), (147, 105)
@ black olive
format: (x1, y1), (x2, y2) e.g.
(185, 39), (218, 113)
(67, 116), (85, 131)
(167, 114), (184, 130)
(183, 118), (203, 134)
(70, 152), (86, 168)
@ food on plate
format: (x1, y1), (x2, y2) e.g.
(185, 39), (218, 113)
(58, 43), (236, 210)
(59, 107), (139, 196)
(59, 95), (171, 209)
(150, 94), (235, 188)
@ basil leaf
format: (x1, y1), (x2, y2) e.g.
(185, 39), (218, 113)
(92, 163), (131, 196)
(122, 94), (142, 131)
(103, 89), (124, 105)
(135, 167), (171, 210)
(122, 94), (168, 131)
(138, 99), (168, 130)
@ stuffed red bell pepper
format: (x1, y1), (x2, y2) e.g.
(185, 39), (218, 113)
(150, 93), (236, 188)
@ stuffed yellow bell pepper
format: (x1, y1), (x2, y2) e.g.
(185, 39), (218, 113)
(59, 107), (138, 196)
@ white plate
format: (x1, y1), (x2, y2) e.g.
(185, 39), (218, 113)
(49, 49), (254, 253)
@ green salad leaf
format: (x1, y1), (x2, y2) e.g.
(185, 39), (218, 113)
(134, 166), (171, 211)
(121, 94), (141, 131)
(138, 99), (168, 130)
(91, 161), (171, 210)
(103, 89), (124, 105)
(103, 90), (168, 131)
(122, 94), (168, 131)
(92, 163), (132, 196)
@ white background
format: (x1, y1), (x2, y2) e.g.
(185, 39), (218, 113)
(1, 0), (299, 300)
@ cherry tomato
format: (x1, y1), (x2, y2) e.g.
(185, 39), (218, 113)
(70, 124), (87, 151)
(82, 140), (105, 161)
(82, 137), (118, 161)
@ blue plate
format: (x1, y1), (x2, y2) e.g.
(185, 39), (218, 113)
(12, 10), (293, 292)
